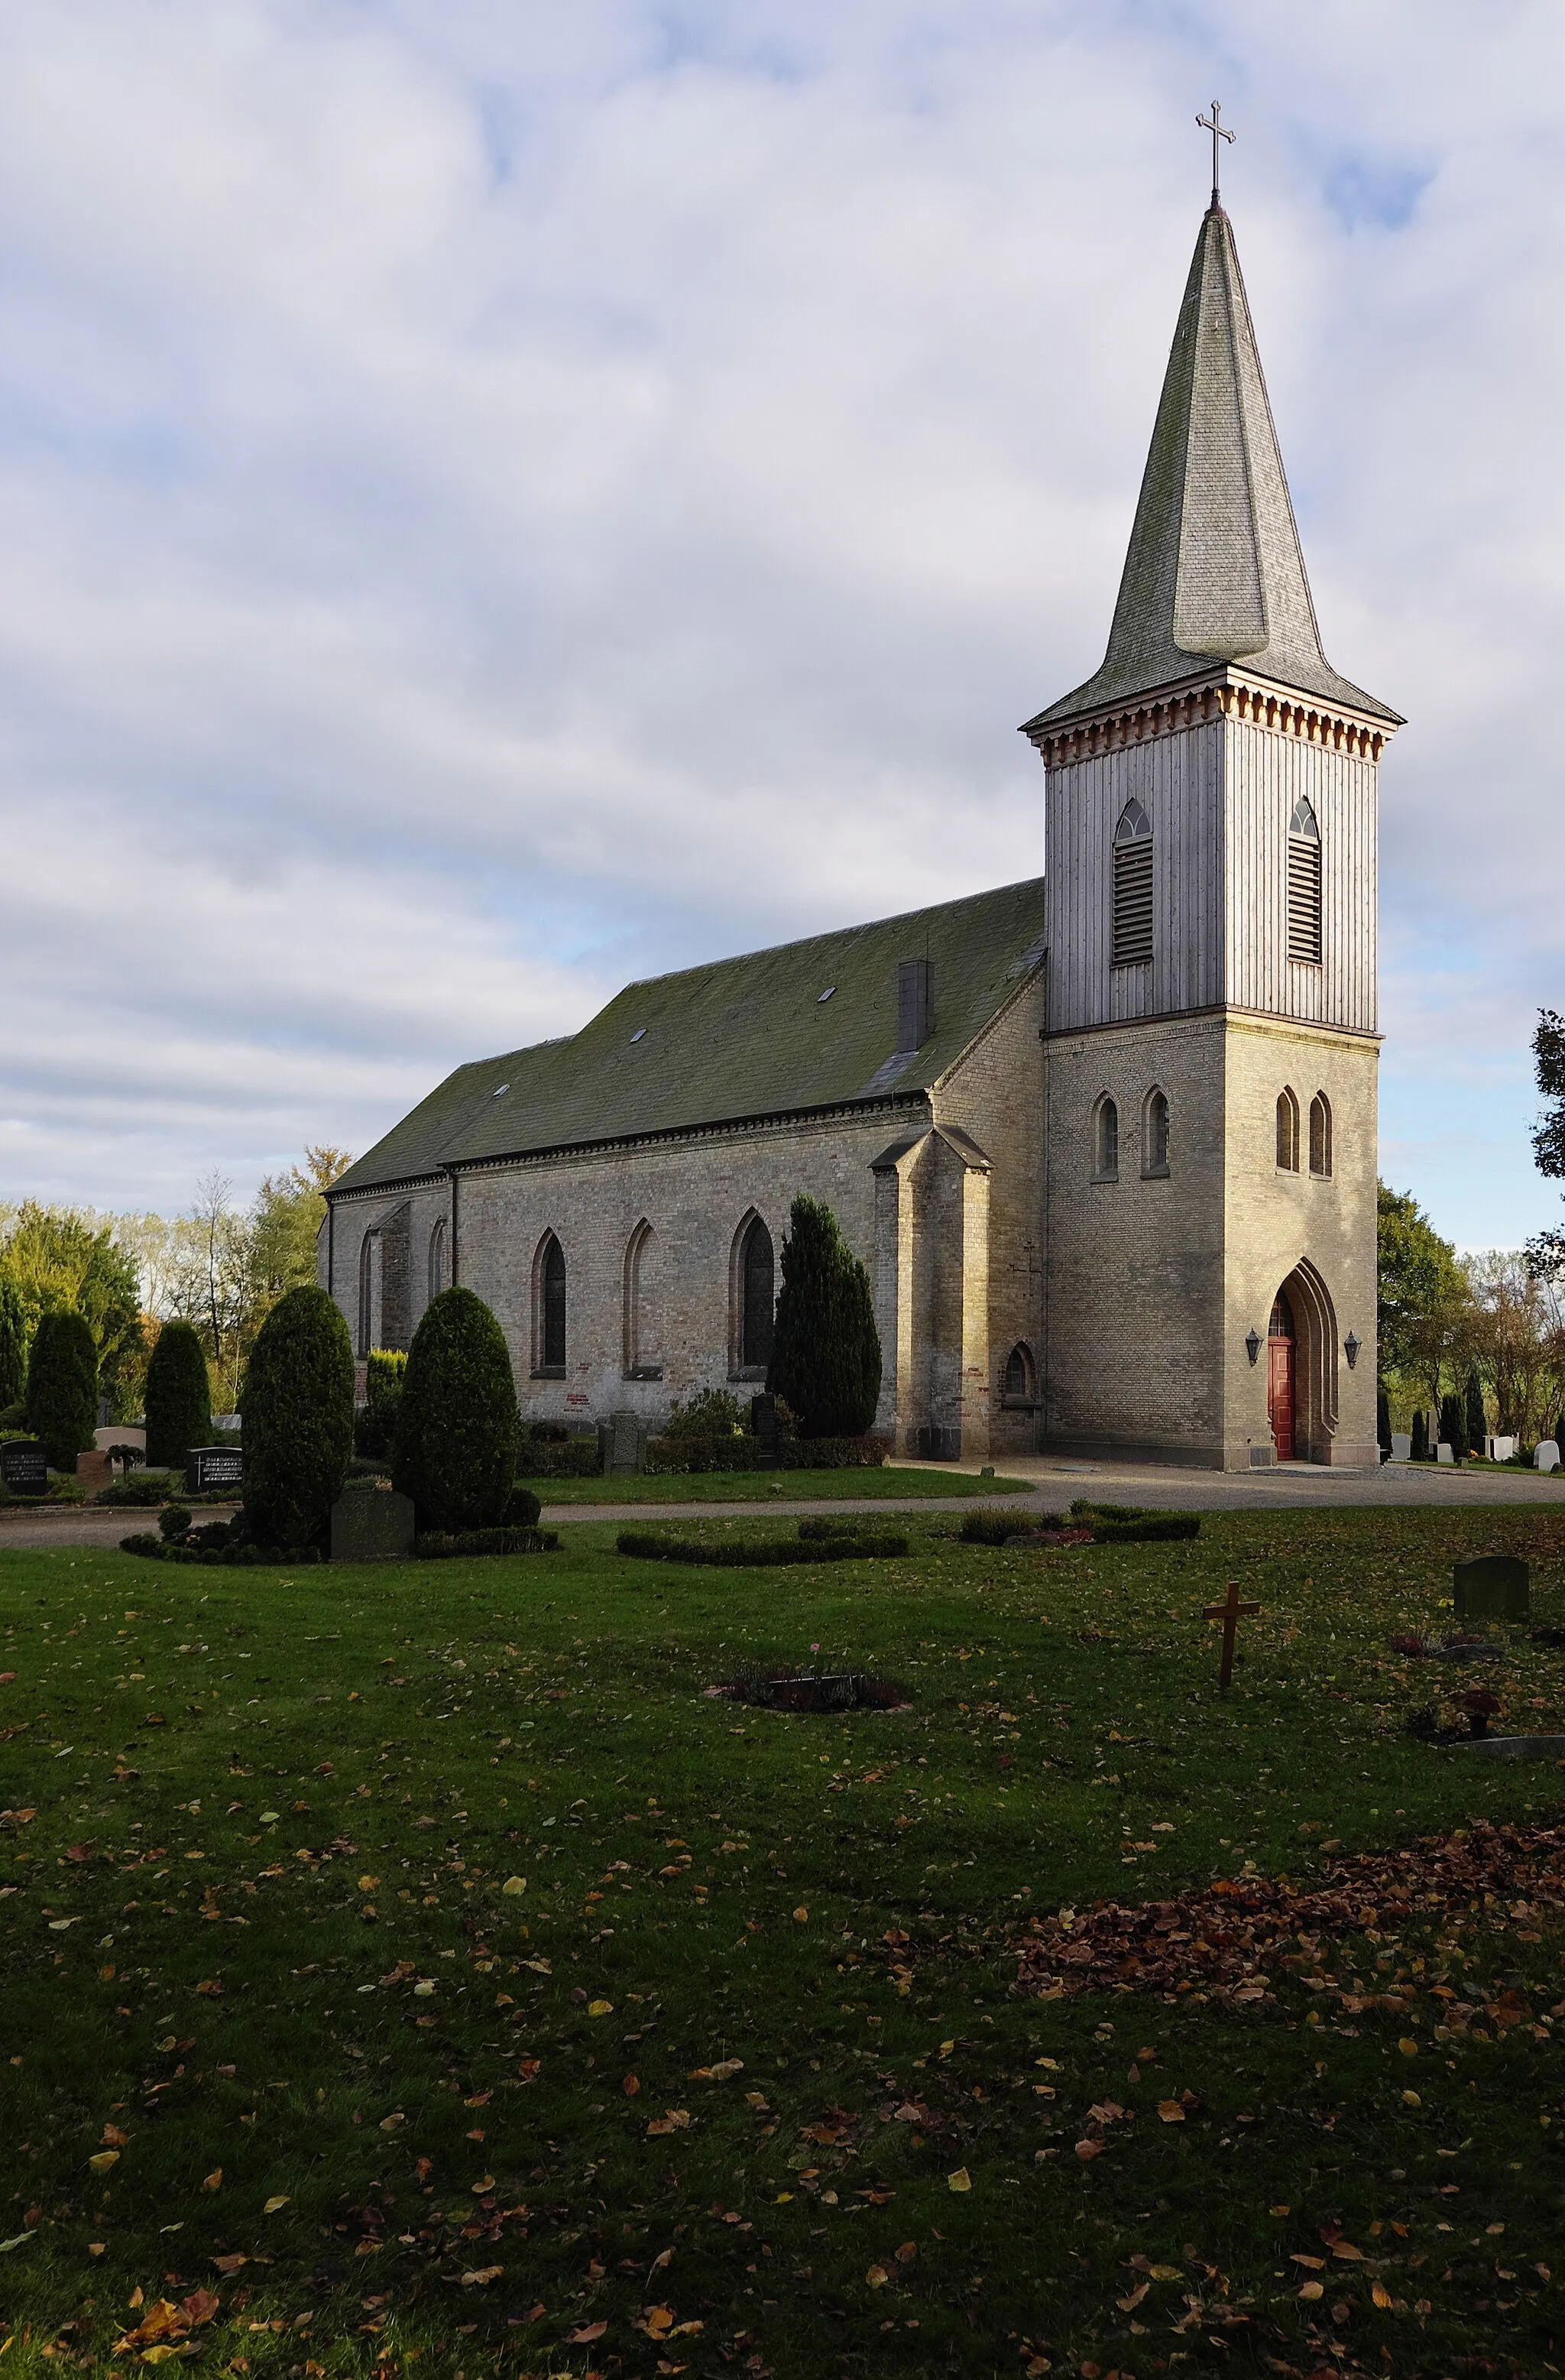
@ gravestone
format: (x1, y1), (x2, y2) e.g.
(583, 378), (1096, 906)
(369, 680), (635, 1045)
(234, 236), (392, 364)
(0, 1439), (48, 1495)
(598, 1412), (647, 1477)
(1437, 1441), (1454, 1464)
(1536, 1440), (1560, 1473)
(750, 1393), (780, 1470)
(95, 1424), (145, 1454)
(1390, 1433), (1411, 1462)
(1489, 1435), (1516, 1463)
(76, 1450), (112, 1493)
(1453, 1553), (1530, 1623)
(186, 1445), (245, 1496)
(331, 1489), (415, 1563)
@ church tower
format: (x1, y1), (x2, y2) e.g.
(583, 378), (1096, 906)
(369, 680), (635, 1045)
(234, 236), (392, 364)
(1023, 193), (1400, 1467)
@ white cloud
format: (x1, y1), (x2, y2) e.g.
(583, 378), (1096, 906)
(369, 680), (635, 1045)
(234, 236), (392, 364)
(0, 0), (1560, 1247)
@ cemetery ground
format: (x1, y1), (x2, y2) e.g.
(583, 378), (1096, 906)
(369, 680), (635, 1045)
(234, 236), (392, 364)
(520, 1469), (1034, 1507)
(2, 1513), (1564, 2379)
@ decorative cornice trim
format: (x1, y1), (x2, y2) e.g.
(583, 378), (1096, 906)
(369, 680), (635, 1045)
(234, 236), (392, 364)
(1028, 673), (1395, 770)
(1042, 1001), (1382, 1051)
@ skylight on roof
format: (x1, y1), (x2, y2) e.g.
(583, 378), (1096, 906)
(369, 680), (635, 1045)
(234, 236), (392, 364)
(492, 1082), (510, 1096)
(630, 1028), (646, 1042)
(817, 986), (836, 1003)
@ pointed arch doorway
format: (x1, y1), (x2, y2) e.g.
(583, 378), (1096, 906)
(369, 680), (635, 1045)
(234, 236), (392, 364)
(1267, 1262), (1340, 1464)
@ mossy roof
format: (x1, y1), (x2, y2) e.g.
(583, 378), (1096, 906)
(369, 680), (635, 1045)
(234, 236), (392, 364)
(331, 876), (1048, 1196)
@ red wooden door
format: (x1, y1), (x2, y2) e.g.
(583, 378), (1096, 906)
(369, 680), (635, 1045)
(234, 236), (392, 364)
(1269, 1336), (1295, 1461)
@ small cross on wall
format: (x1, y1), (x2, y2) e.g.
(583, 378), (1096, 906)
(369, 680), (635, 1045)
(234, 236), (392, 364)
(1203, 1578), (1260, 1691)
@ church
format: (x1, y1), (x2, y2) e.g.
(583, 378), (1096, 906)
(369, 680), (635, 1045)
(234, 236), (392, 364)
(323, 186), (1399, 1472)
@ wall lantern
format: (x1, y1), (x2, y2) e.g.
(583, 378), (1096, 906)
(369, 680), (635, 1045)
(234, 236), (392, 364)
(1245, 1327), (1262, 1367)
(1344, 1330), (1361, 1370)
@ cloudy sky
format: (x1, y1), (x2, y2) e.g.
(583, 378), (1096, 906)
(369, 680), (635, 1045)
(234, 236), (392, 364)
(0, 0), (1560, 1248)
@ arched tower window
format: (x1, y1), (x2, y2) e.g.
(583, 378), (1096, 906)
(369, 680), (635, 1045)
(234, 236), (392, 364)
(357, 1229), (378, 1358)
(1275, 1087), (1300, 1172)
(734, 1214), (775, 1374)
(1094, 1095), (1119, 1181)
(1288, 797), (1322, 965)
(623, 1220), (661, 1379)
(427, 1217), (448, 1302)
(1000, 1342), (1036, 1403)
(1142, 1087), (1170, 1175)
(534, 1233), (566, 1376)
(1309, 1091), (1333, 1178)
(1112, 798), (1154, 968)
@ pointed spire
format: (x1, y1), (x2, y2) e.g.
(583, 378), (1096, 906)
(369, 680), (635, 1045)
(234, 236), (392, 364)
(1026, 207), (1398, 732)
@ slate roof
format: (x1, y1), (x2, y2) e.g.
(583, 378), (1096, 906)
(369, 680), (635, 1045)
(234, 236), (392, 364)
(1025, 206), (1400, 734)
(331, 877), (1048, 1197)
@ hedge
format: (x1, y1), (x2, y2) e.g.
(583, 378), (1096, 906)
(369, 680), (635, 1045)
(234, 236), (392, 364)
(1069, 1500), (1201, 1544)
(26, 1308), (99, 1470)
(119, 1532), (322, 1567)
(144, 1320), (212, 1469)
(517, 1435), (602, 1480)
(394, 1288), (521, 1531)
(414, 1526), (559, 1559)
(242, 1286), (355, 1549)
(617, 1528), (909, 1567)
(643, 1432), (887, 1476)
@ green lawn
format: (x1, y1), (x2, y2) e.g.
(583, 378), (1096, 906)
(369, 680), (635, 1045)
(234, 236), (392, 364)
(527, 1465), (1032, 1505)
(2, 1508), (1563, 2377)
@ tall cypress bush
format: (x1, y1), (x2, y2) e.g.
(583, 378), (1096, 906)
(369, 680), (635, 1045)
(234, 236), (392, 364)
(766, 1194), (882, 1439)
(0, 1272), (25, 1412)
(144, 1320), (212, 1468)
(1376, 1384), (1392, 1460)
(393, 1287), (520, 1532)
(26, 1309), (99, 1468)
(1463, 1365), (1487, 1458)
(355, 1348), (407, 1461)
(1411, 1409), (1427, 1461)
(242, 1286), (354, 1549)
(1440, 1390), (1469, 1462)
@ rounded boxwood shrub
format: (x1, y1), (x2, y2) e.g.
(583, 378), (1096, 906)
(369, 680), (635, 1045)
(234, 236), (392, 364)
(144, 1319), (212, 1469)
(393, 1287), (520, 1533)
(26, 1308), (99, 1470)
(0, 1273), (25, 1412)
(766, 1194), (881, 1439)
(241, 1286), (355, 1550)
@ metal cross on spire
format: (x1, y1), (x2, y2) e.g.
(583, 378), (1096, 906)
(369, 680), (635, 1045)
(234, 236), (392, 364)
(1197, 100), (1235, 209)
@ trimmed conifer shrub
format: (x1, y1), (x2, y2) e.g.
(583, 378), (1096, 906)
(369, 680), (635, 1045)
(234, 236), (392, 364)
(1464, 1365), (1487, 1458)
(1440, 1390), (1469, 1462)
(766, 1194), (882, 1439)
(1376, 1384), (1392, 1460)
(25, 1308), (99, 1470)
(144, 1320), (212, 1468)
(355, 1348), (407, 1461)
(393, 1287), (520, 1533)
(241, 1285), (355, 1550)
(1411, 1409), (1427, 1461)
(0, 1273), (24, 1413)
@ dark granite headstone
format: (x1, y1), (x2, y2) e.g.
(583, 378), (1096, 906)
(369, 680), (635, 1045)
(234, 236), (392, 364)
(0, 1439), (48, 1494)
(331, 1489), (415, 1563)
(1453, 1553), (1530, 1623)
(186, 1445), (245, 1496)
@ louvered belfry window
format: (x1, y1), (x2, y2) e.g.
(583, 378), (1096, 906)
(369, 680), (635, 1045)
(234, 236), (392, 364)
(1112, 798), (1154, 967)
(1288, 797), (1322, 965)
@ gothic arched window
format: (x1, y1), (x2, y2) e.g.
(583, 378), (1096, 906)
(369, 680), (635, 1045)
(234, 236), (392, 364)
(427, 1217), (448, 1302)
(1112, 798), (1154, 968)
(357, 1229), (378, 1358)
(1288, 796), (1322, 965)
(1275, 1088), (1300, 1172)
(734, 1214), (775, 1374)
(1143, 1087), (1170, 1175)
(623, 1220), (660, 1378)
(1001, 1342), (1036, 1402)
(534, 1233), (566, 1375)
(1094, 1095), (1119, 1181)
(1309, 1091), (1333, 1179)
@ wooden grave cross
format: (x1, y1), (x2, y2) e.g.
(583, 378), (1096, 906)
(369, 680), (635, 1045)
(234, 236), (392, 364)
(1204, 1578), (1260, 1691)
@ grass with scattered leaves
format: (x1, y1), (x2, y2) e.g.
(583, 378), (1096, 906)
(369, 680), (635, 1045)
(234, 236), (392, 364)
(527, 1467), (1032, 1506)
(2, 1505), (1564, 2378)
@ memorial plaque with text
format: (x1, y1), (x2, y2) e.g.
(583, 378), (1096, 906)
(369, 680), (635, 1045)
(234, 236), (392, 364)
(186, 1445), (245, 1496)
(0, 1439), (48, 1494)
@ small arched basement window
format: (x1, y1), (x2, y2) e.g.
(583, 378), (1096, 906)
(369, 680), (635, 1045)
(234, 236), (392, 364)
(1112, 798), (1154, 968)
(1143, 1087), (1170, 1175)
(1094, 1095), (1119, 1180)
(1276, 1087), (1300, 1172)
(1309, 1091), (1333, 1178)
(1001, 1343), (1036, 1403)
(1288, 797), (1322, 965)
